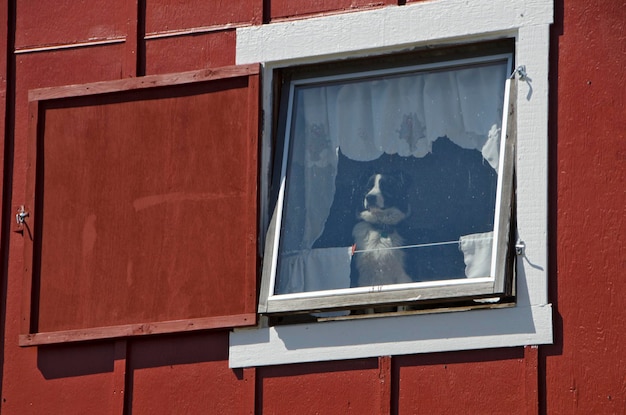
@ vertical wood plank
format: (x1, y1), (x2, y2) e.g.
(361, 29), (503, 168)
(243, 367), (256, 415)
(524, 345), (539, 415)
(20, 100), (39, 336)
(122, 0), (139, 78)
(113, 340), (128, 415)
(245, 70), (260, 315)
(0, 0), (9, 241)
(0, 1), (12, 409)
(137, 0), (147, 76)
(378, 356), (391, 415)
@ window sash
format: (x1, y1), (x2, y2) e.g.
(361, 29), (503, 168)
(259, 56), (517, 314)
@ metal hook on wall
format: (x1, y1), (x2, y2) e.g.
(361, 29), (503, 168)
(510, 65), (533, 100)
(509, 65), (528, 80)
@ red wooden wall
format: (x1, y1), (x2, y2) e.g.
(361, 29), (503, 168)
(544, 1), (626, 413)
(1, 0), (625, 414)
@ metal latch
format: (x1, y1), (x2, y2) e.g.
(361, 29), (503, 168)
(509, 65), (528, 80)
(16, 206), (29, 225)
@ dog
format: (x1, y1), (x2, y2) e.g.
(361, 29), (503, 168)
(352, 173), (414, 287)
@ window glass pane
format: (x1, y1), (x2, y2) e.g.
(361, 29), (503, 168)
(275, 58), (509, 296)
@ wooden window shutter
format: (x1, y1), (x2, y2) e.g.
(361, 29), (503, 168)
(20, 64), (259, 345)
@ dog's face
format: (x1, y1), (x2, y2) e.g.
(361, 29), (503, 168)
(360, 173), (410, 225)
(364, 173), (409, 211)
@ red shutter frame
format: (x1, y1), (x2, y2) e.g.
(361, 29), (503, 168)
(20, 64), (260, 346)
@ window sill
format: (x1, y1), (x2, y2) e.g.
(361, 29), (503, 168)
(229, 304), (552, 368)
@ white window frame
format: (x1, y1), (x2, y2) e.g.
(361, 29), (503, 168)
(260, 53), (516, 314)
(230, 0), (553, 368)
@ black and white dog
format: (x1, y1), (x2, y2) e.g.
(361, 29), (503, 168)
(352, 173), (413, 287)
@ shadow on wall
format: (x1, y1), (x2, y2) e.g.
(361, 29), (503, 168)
(37, 331), (229, 380)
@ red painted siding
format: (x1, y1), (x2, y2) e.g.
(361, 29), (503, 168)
(144, 0), (262, 33)
(3, 44), (131, 415)
(15, 0), (130, 49)
(144, 30), (236, 75)
(543, 0), (626, 413)
(258, 358), (385, 414)
(2, 342), (122, 414)
(395, 349), (528, 414)
(24, 68), (258, 340)
(127, 332), (253, 414)
(0, 0), (625, 414)
(269, 0), (396, 21)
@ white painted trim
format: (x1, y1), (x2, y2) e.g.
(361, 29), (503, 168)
(231, 0), (553, 368)
(235, 0), (553, 66)
(230, 304), (552, 368)
(515, 24), (551, 307)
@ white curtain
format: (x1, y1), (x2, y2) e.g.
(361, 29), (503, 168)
(459, 231), (494, 279)
(277, 247), (353, 294)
